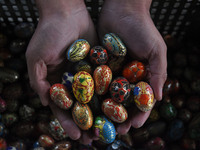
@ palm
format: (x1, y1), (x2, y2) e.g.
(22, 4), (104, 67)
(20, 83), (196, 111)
(98, 1), (167, 133)
(26, 9), (98, 142)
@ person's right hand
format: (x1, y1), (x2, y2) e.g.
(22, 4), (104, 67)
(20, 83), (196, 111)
(25, 0), (98, 144)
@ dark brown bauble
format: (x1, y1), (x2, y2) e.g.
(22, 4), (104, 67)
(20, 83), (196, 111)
(14, 22), (35, 38)
(171, 95), (185, 109)
(2, 82), (23, 100)
(187, 96), (200, 112)
(178, 109), (192, 123)
(9, 39), (27, 55)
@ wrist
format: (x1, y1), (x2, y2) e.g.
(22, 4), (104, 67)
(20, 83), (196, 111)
(36, 0), (86, 19)
(104, 0), (152, 14)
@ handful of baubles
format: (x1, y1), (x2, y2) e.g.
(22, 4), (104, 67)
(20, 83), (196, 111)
(49, 33), (155, 144)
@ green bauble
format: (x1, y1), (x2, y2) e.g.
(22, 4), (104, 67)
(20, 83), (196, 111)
(159, 102), (177, 120)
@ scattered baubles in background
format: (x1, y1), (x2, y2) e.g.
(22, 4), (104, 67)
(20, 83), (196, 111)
(0, 23), (199, 150)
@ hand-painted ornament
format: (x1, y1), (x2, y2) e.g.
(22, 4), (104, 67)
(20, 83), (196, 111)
(0, 138), (6, 149)
(106, 140), (131, 150)
(110, 77), (130, 103)
(88, 93), (101, 115)
(159, 102), (177, 120)
(102, 98), (128, 123)
(122, 60), (146, 83)
(145, 137), (165, 150)
(2, 83), (23, 100)
(72, 71), (94, 104)
(33, 141), (40, 148)
(0, 97), (6, 113)
(148, 109), (160, 122)
(93, 65), (112, 95)
(67, 39), (90, 62)
(108, 56), (125, 74)
(35, 121), (49, 136)
(0, 122), (5, 136)
(11, 121), (34, 138)
(181, 138), (196, 150)
(94, 116), (116, 144)
(117, 133), (133, 147)
(103, 33), (127, 56)
(38, 135), (54, 148)
(167, 119), (184, 141)
(52, 141), (72, 150)
(62, 72), (73, 91)
(9, 39), (26, 55)
(50, 83), (73, 110)
(2, 113), (18, 126)
(49, 118), (68, 140)
(90, 46), (108, 65)
(75, 60), (92, 75)
(133, 81), (155, 112)
(6, 146), (18, 150)
(178, 109), (192, 123)
(0, 67), (19, 83)
(147, 121), (166, 137)
(72, 102), (93, 130)
(132, 128), (150, 143)
(19, 105), (35, 121)
(7, 140), (26, 150)
(188, 113), (200, 140)
(14, 22), (35, 39)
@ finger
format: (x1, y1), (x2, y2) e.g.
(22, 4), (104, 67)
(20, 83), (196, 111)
(26, 58), (50, 106)
(49, 102), (81, 140)
(79, 131), (94, 145)
(116, 119), (131, 135)
(148, 43), (167, 100)
(130, 109), (151, 128)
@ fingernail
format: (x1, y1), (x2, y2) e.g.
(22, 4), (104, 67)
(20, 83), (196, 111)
(132, 121), (144, 128)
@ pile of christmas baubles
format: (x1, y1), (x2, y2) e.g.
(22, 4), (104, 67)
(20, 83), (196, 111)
(50, 33), (155, 144)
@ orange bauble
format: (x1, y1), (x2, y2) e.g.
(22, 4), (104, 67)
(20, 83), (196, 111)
(122, 60), (146, 83)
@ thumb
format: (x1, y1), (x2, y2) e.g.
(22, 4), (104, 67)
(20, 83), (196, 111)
(28, 59), (50, 106)
(148, 43), (167, 100)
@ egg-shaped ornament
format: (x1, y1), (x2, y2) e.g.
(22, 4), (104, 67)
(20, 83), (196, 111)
(72, 101), (93, 130)
(0, 138), (6, 149)
(103, 33), (127, 56)
(62, 72), (73, 91)
(94, 116), (116, 144)
(50, 84), (73, 110)
(133, 81), (155, 112)
(93, 65), (112, 95)
(0, 122), (5, 136)
(67, 39), (90, 62)
(102, 98), (128, 123)
(52, 141), (72, 150)
(75, 60), (92, 75)
(90, 46), (108, 65)
(38, 135), (55, 148)
(72, 71), (94, 104)
(110, 77), (131, 103)
(49, 118), (68, 141)
(122, 60), (146, 83)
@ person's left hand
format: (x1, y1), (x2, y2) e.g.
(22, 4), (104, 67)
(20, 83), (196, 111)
(98, 0), (167, 134)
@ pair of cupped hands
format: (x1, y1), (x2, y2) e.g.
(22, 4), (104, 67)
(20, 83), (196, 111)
(25, 0), (167, 145)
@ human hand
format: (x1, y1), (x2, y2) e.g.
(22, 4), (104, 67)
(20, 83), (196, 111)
(26, 0), (98, 144)
(98, 0), (167, 134)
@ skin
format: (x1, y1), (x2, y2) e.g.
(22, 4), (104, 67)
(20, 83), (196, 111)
(26, 0), (98, 144)
(26, 0), (167, 145)
(98, 0), (167, 134)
